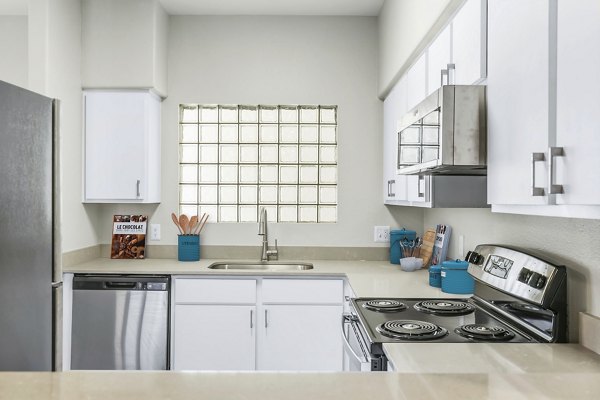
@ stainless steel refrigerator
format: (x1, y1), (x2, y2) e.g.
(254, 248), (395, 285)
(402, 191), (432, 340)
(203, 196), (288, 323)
(0, 80), (61, 371)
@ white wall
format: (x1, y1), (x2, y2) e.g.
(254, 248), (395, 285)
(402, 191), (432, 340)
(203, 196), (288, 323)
(378, 0), (462, 97)
(0, 16), (28, 87)
(28, 0), (101, 253)
(81, 0), (168, 96)
(97, 16), (423, 247)
(425, 208), (600, 341)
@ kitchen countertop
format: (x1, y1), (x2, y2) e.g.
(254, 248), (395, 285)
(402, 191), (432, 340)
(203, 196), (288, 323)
(45, 257), (600, 399)
(63, 257), (466, 298)
(1, 370), (600, 400)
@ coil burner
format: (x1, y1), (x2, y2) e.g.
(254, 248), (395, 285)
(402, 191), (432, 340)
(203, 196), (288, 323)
(414, 300), (475, 316)
(455, 324), (516, 341)
(376, 320), (448, 341)
(362, 299), (408, 313)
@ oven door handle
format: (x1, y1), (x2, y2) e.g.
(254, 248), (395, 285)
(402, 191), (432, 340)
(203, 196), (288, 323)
(341, 314), (369, 364)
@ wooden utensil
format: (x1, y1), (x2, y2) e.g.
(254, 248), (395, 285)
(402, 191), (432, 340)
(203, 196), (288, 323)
(420, 228), (436, 268)
(189, 215), (198, 235)
(179, 214), (190, 234)
(171, 212), (183, 235)
(197, 213), (209, 234)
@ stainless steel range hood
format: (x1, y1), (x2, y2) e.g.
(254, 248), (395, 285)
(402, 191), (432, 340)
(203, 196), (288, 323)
(396, 85), (486, 175)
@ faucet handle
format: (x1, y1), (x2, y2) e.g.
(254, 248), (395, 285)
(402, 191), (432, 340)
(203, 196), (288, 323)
(267, 239), (279, 260)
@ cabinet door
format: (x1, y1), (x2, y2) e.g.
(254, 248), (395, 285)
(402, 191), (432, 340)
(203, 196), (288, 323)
(427, 25), (452, 94)
(407, 175), (430, 205)
(257, 305), (343, 371)
(84, 91), (146, 201)
(487, 0), (551, 205)
(406, 53), (428, 111)
(383, 77), (408, 203)
(173, 305), (255, 371)
(555, 0), (600, 205)
(452, 0), (487, 85)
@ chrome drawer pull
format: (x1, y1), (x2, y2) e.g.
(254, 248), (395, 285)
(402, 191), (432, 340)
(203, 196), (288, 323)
(531, 152), (546, 196)
(548, 147), (565, 194)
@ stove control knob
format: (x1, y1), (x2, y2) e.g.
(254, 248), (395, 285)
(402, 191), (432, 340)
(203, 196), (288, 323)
(518, 268), (532, 283)
(528, 272), (547, 289)
(465, 251), (484, 265)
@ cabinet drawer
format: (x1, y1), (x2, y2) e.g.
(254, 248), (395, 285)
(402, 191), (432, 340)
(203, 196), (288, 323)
(175, 279), (256, 304)
(262, 279), (343, 304)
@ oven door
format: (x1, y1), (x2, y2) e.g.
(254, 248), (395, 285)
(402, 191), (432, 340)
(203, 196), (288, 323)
(341, 314), (374, 372)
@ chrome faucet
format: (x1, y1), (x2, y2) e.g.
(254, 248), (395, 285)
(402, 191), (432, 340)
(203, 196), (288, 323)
(258, 207), (278, 261)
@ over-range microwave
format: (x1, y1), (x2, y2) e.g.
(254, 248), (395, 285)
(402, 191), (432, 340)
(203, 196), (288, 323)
(396, 85), (486, 175)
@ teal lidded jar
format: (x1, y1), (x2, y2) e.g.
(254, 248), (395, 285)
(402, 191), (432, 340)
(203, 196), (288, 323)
(389, 228), (416, 264)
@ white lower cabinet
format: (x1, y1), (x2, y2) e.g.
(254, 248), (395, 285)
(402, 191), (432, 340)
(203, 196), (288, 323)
(173, 305), (256, 371)
(257, 305), (343, 371)
(172, 277), (344, 371)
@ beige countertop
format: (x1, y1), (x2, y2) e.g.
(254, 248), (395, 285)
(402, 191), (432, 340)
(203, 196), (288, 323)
(63, 257), (466, 298)
(45, 257), (600, 399)
(1, 370), (600, 400)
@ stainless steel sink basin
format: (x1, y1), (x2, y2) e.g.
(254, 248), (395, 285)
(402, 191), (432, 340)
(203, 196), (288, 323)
(208, 262), (314, 271)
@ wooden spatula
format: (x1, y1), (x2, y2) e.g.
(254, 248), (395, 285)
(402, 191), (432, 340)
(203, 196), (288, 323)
(171, 213), (183, 235)
(189, 215), (198, 235)
(179, 214), (190, 234)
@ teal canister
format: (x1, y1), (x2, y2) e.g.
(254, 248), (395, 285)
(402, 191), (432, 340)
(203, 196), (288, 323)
(429, 265), (442, 288)
(390, 228), (417, 264)
(441, 260), (474, 294)
(178, 235), (200, 261)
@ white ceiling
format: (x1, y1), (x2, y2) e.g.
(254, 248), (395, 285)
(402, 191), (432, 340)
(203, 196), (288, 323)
(159, 0), (385, 16)
(0, 0), (385, 17)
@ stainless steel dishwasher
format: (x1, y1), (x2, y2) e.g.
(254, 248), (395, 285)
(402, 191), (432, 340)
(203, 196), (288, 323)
(71, 275), (169, 370)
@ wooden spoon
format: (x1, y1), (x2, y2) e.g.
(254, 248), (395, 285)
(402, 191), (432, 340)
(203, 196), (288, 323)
(171, 213), (183, 235)
(189, 215), (198, 235)
(179, 214), (190, 235)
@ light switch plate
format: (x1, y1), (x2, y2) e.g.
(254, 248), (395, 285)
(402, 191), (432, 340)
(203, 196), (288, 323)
(150, 224), (161, 241)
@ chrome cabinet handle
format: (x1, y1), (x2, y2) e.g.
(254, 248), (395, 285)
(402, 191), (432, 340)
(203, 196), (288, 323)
(264, 309), (268, 328)
(440, 69), (449, 86)
(447, 63), (455, 85)
(387, 180), (391, 197)
(389, 179), (395, 197)
(548, 147), (565, 194)
(531, 152), (546, 196)
(136, 179), (141, 198)
(250, 309), (253, 329)
(418, 175), (426, 198)
(440, 64), (456, 86)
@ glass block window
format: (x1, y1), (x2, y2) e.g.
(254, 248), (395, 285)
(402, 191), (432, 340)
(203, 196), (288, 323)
(179, 105), (338, 223)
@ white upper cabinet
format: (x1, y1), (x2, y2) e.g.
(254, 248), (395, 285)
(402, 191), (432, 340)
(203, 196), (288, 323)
(555, 0), (600, 205)
(488, 0), (600, 218)
(83, 90), (161, 203)
(383, 77), (409, 204)
(487, 0), (550, 206)
(406, 53), (428, 111)
(427, 25), (452, 95)
(452, 0), (487, 85)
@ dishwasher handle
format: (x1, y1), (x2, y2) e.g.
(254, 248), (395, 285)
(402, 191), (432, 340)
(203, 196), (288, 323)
(105, 282), (138, 289)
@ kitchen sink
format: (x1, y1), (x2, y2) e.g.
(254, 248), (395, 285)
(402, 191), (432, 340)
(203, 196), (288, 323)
(207, 262), (314, 271)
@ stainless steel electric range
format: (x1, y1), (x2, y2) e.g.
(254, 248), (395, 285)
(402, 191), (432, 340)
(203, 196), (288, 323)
(342, 244), (568, 371)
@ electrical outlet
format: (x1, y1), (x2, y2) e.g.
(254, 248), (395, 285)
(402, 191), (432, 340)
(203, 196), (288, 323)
(374, 226), (390, 243)
(150, 224), (161, 241)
